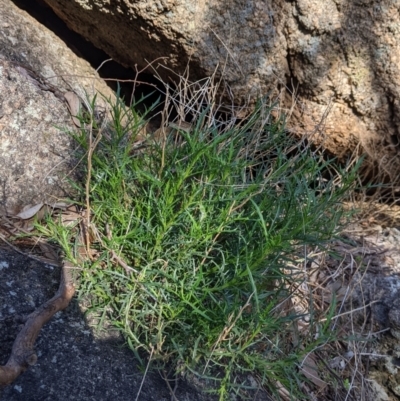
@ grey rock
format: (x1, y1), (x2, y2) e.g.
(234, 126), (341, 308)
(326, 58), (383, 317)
(0, 0), (115, 215)
(38, 0), (400, 184)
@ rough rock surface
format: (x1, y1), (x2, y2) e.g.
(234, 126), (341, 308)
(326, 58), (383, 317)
(0, 0), (115, 215)
(344, 223), (400, 401)
(40, 0), (400, 178)
(0, 247), (213, 401)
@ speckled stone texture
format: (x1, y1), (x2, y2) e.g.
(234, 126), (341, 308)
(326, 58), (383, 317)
(0, 0), (115, 215)
(39, 0), (400, 183)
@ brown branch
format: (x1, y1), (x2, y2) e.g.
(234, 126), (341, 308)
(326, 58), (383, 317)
(0, 262), (76, 386)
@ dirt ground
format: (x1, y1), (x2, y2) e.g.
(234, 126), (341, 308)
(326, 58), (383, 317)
(0, 247), (217, 401)
(3, 211), (400, 400)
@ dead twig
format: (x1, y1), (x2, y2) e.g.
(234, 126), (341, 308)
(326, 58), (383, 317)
(0, 261), (76, 386)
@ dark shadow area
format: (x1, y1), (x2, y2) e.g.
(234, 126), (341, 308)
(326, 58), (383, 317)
(11, 0), (165, 108)
(0, 247), (213, 401)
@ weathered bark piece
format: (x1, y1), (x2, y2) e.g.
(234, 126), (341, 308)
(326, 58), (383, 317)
(0, 262), (75, 387)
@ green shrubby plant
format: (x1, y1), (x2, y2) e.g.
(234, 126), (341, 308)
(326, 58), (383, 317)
(39, 90), (358, 400)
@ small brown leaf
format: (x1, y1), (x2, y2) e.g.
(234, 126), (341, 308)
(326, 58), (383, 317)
(64, 91), (81, 127)
(16, 203), (44, 220)
(38, 242), (60, 266)
(301, 353), (327, 390)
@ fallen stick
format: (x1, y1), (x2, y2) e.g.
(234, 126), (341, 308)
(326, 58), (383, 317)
(0, 261), (75, 386)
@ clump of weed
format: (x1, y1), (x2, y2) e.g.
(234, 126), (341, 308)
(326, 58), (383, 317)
(39, 85), (357, 400)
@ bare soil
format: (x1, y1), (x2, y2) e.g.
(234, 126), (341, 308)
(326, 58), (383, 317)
(0, 247), (214, 401)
